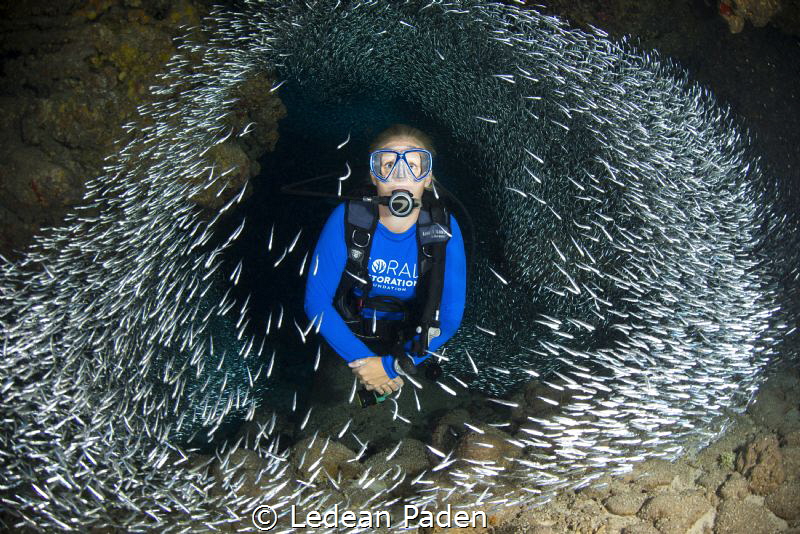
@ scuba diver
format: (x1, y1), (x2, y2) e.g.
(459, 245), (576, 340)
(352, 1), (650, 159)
(302, 124), (467, 405)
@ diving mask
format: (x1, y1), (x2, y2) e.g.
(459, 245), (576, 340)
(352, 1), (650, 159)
(369, 149), (433, 183)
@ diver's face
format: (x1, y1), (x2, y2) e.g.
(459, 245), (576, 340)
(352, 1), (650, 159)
(370, 136), (432, 200)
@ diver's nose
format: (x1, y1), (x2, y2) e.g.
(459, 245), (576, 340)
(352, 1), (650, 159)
(391, 160), (413, 182)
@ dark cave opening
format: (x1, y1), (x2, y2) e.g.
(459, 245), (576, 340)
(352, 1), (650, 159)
(194, 82), (495, 454)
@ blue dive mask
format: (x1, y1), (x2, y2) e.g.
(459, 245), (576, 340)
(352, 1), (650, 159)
(369, 149), (433, 183)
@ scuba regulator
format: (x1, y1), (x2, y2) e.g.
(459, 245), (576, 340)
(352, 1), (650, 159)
(279, 173), (420, 217)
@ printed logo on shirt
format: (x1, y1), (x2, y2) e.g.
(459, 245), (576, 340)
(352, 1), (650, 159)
(370, 258), (418, 290)
(371, 259), (387, 273)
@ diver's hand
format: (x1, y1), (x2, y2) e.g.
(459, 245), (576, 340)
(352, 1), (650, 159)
(348, 357), (404, 395)
(367, 376), (403, 396)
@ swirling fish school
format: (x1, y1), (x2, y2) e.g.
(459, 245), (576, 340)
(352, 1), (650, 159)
(1, 0), (792, 532)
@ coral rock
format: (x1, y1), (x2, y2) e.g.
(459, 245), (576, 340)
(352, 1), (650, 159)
(764, 480), (800, 520)
(736, 434), (785, 495)
(603, 492), (648, 516)
(715, 498), (788, 533)
(454, 425), (523, 469)
(781, 446), (800, 481)
(637, 491), (714, 534)
(364, 438), (430, 478)
(783, 430), (800, 447)
(621, 523), (660, 534)
(289, 435), (364, 481)
(718, 472), (751, 500)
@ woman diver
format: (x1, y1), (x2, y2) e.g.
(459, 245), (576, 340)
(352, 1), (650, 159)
(303, 124), (467, 402)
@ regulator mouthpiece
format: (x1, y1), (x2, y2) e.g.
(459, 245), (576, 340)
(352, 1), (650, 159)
(380, 189), (419, 217)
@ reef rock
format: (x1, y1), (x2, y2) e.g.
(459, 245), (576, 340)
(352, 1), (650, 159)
(719, 0), (782, 33)
(603, 492), (648, 516)
(454, 425), (523, 469)
(289, 435), (364, 481)
(781, 446), (800, 480)
(636, 491), (714, 534)
(211, 448), (284, 500)
(0, 0), (284, 260)
(364, 438), (430, 478)
(783, 430), (800, 447)
(717, 472), (751, 500)
(764, 480), (800, 520)
(714, 498), (788, 533)
(736, 434), (786, 495)
(621, 524), (660, 534)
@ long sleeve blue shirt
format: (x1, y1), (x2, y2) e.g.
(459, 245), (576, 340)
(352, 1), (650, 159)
(304, 202), (467, 379)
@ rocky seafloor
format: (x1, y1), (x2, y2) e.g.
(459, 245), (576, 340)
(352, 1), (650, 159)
(189, 363), (800, 533)
(439, 364), (800, 534)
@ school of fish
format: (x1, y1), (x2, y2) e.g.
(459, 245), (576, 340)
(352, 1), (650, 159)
(1, 0), (797, 531)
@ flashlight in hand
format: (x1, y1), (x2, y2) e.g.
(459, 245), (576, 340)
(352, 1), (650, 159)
(357, 388), (390, 407)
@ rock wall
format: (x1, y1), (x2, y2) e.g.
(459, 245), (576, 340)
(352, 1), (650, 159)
(0, 0), (285, 261)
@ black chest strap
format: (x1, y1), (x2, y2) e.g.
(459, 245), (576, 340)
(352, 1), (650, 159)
(344, 200), (378, 290)
(413, 191), (449, 355)
(333, 200), (379, 326)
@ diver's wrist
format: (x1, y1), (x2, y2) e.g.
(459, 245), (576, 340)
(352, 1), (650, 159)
(382, 355), (399, 379)
(393, 357), (406, 376)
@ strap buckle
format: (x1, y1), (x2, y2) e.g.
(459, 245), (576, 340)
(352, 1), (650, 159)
(427, 326), (441, 345)
(411, 324), (441, 355)
(352, 228), (371, 248)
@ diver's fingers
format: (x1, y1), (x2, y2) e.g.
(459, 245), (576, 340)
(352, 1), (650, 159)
(354, 368), (373, 383)
(348, 359), (366, 368)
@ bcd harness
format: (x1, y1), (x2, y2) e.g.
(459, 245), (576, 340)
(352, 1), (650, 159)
(333, 189), (450, 363)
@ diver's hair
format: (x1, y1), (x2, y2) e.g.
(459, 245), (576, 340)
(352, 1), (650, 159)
(367, 123), (438, 190)
(369, 124), (437, 156)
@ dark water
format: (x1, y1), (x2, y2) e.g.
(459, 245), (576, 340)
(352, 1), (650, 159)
(190, 84), (487, 448)
(602, 2), (800, 201)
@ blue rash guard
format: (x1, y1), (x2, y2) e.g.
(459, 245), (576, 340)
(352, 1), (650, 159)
(304, 202), (467, 380)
